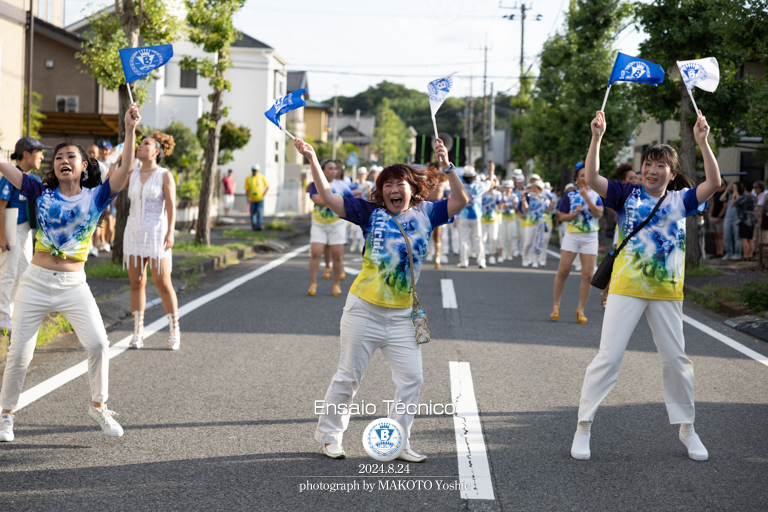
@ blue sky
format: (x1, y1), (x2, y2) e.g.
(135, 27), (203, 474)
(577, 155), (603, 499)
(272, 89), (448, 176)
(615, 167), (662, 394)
(65, 0), (648, 102)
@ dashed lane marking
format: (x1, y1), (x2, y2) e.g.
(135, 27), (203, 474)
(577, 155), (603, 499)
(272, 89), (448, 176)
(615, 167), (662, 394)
(441, 279), (458, 309)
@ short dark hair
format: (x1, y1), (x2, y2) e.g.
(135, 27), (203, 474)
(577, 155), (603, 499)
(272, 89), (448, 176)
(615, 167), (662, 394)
(614, 163), (634, 182)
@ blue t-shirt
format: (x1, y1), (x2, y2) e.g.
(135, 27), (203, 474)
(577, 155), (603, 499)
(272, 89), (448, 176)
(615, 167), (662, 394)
(558, 189), (604, 233)
(343, 198), (450, 308)
(457, 181), (490, 220)
(308, 180), (356, 224)
(0, 171), (42, 225)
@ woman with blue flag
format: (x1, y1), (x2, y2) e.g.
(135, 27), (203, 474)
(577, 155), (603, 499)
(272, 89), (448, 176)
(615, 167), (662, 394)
(296, 136), (469, 462)
(571, 109), (720, 462)
(0, 104), (141, 443)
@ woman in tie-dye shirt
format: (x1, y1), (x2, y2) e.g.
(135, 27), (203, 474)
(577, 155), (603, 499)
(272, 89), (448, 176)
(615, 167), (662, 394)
(294, 137), (469, 463)
(0, 104), (141, 444)
(570, 110), (720, 464)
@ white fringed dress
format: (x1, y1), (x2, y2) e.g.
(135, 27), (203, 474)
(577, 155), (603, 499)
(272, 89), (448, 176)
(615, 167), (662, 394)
(123, 167), (172, 274)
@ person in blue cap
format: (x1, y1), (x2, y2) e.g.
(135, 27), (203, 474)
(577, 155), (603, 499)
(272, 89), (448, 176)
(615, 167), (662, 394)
(0, 138), (49, 332)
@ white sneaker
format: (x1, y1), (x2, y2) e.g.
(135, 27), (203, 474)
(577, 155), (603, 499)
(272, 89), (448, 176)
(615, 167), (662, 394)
(513, 252), (520, 257)
(0, 413), (14, 442)
(321, 443), (346, 459)
(397, 448), (427, 462)
(457, 263), (468, 268)
(100, 243), (112, 252)
(478, 262), (486, 269)
(89, 246), (99, 257)
(426, 253), (434, 262)
(488, 256), (496, 265)
(574, 264), (582, 271)
(532, 262), (539, 268)
(522, 260), (530, 267)
(679, 432), (709, 461)
(349, 242), (357, 252)
(88, 405), (124, 437)
(498, 256), (504, 263)
(571, 432), (590, 460)
(440, 255), (448, 264)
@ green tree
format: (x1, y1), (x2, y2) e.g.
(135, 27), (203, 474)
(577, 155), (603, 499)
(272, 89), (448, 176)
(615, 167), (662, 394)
(23, 89), (45, 139)
(76, 0), (182, 264)
(516, 0), (639, 188)
(371, 98), (411, 166)
(181, 0), (246, 246)
(197, 118), (251, 165)
(635, 0), (755, 268)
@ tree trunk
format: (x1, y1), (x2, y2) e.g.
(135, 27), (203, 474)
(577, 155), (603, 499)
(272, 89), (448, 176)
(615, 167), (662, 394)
(679, 83), (701, 269)
(112, 1), (141, 264)
(194, 61), (224, 246)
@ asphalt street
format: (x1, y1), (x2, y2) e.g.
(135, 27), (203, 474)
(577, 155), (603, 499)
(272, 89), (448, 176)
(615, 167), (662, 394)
(1, 235), (767, 511)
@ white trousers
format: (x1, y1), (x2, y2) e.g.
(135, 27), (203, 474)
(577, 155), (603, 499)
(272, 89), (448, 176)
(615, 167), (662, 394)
(539, 223), (552, 265)
(481, 222), (499, 255)
(458, 217), (484, 266)
(521, 224), (538, 265)
(449, 223), (460, 255)
(499, 219), (519, 258)
(315, 294), (423, 448)
(0, 222), (33, 322)
(0, 264), (110, 410)
(578, 294), (694, 424)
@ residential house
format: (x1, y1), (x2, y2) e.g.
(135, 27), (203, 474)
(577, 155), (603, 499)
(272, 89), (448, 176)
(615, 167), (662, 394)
(330, 112), (376, 163)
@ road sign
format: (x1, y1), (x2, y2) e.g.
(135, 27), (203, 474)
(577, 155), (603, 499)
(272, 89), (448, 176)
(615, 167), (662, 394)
(346, 152), (359, 167)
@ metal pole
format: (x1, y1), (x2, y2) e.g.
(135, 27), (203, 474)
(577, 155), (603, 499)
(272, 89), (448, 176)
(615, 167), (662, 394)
(468, 76), (473, 166)
(520, 4), (526, 81)
(481, 39), (488, 171)
(331, 89), (338, 160)
(26, 4), (35, 137)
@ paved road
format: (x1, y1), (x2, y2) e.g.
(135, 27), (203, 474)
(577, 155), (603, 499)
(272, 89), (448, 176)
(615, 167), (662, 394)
(1, 237), (767, 511)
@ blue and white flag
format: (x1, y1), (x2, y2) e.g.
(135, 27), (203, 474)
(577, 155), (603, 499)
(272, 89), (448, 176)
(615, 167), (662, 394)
(608, 52), (665, 86)
(119, 45), (174, 83)
(427, 72), (458, 139)
(265, 89), (307, 130)
(677, 57), (719, 92)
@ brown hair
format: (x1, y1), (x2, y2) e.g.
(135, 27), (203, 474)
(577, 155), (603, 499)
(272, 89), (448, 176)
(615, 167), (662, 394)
(426, 162), (447, 184)
(614, 163), (634, 182)
(640, 144), (694, 191)
(147, 131), (175, 164)
(373, 164), (434, 208)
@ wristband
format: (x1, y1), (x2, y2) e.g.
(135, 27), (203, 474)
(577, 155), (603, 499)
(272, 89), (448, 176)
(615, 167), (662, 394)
(442, 164), (455, 175)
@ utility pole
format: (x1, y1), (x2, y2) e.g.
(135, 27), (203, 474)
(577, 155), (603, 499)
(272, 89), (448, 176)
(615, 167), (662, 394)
(331, 86), (339, 160)
(468, 76), (473, 167)
(25, 4), (35, 137)
(470, 38), (490, 170)
(501, 2), (542, 94)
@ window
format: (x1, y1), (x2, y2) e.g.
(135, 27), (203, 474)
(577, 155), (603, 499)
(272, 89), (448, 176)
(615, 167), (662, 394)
(275, 141), (279, 150)
(180, 69), (197, 89)
(275, 154), (279, 162)
(56, 96), (78, 113)
(273, 70), (284, 99)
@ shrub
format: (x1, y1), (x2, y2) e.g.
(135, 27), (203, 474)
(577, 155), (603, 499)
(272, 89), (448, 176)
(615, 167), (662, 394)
(739, 280), (768, 312)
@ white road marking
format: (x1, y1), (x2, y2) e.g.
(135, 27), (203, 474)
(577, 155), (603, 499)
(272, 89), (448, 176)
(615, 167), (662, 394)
(343, 267), (361, 276)
(15, 245), (311, 412)
(547, 248), (768, 367)
(546, 249), (561, 258)
(449, 361), (495, 500)
(441, 279), (458, 309)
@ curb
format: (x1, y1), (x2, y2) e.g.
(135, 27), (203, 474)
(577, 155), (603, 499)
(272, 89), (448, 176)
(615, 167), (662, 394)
(684, 284), (768, 342)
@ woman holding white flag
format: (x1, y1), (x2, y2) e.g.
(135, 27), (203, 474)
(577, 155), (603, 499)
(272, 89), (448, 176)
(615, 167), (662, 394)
(296, 136), (468, 461)
(571, 109), (720, 462)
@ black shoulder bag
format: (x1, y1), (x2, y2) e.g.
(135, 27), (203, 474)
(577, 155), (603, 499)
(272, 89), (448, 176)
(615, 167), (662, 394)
(591, 191), (667, 290)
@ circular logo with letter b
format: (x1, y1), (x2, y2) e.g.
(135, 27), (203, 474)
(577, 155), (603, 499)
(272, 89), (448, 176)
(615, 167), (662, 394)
(363, 418), (406, 461)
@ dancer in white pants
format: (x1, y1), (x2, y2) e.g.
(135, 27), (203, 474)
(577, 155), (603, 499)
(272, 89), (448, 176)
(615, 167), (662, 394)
(498, 180), (520, 261)
(520, 180), (550, 268)
(457, 166), (492, 268)
(0, 138), (48, 332)
(480, 178), (501, 264)
(294, 136), (469, 462)
(571, 109), (720, 462)
(538, 183), (556, 266)
(0, 104), (141, 443)
(551, 164), (603, 324)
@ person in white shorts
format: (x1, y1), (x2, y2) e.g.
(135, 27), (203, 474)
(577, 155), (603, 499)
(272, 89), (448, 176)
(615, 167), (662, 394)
(307, 159), (355, 297)
(551, 163), (603, 324)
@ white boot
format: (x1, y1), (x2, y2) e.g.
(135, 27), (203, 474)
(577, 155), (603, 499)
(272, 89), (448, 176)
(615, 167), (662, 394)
(129, 311), (144, 349)
(167, 312), (180, 350)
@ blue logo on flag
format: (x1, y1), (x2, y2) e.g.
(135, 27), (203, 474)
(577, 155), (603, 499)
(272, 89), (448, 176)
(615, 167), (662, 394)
(119, 45), (174, 83)
(428, 75), (454, 103)
(679, 62), (707, 90)
(265, 89), (307, 130)
(608, 52), (664, 86)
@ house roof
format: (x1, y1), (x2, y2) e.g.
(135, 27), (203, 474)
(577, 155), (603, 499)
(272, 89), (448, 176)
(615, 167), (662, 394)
(330, 114), (376, 145)
(232, 32), (273, 49)
(34, 17), (84, 50)
(305, 98), (331, 109)
(287, 71), (308, 96)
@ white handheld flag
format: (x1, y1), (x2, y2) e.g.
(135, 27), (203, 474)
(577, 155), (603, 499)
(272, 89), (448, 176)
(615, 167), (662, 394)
(676, 58), (720, 118)
(427, 72), (458, 139)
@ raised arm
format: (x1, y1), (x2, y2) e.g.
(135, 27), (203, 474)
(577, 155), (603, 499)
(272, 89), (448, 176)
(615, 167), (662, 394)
(0, 153), (24, 190)
(294, 139), (346, 218)
(585, 111), (609, 197)
(109, 104), (140, 195)
(435, 138), (469, 217)
(693, 111), (721, 204)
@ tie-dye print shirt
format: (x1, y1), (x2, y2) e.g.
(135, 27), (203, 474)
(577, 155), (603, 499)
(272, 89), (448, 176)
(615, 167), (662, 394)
(457, 181), (490, 220)
(309, 180), (356, 224)
(605, 181), (706, 301)
(558, 189), (603, 233)
(521, 192), (550, 227)
(344, 198), (451, 308)
(500, 191), (521, 221)
(481, 189), (502, 224)
(21, 174), (117, 262)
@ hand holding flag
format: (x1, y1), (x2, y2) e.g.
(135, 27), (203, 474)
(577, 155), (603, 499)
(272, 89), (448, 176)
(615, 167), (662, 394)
(601, 52), (665, 111)
(265, 89), (308, 140)
(676, 58), (720, 118)
(119, 44), (173, 118)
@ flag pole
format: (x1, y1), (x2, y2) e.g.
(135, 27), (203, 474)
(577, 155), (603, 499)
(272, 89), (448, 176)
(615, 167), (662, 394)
(431, 116), (445, 164)
(600, 84), (611, 112)
(283, 129), (296, 140)
(685, 87), (701, 118)
(126, 82), (134, 105)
